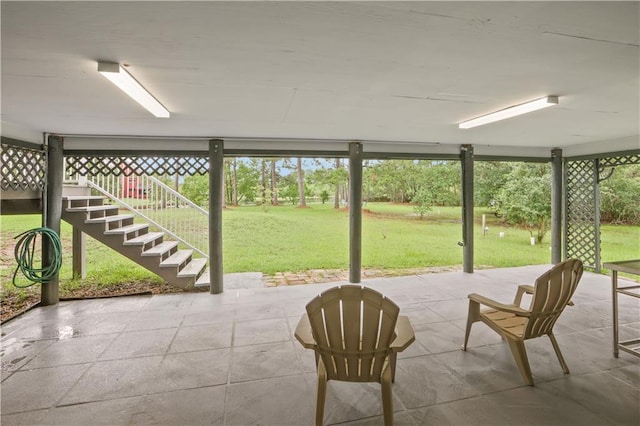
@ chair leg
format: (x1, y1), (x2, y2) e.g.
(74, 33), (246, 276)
(462, 300), (480, 351)
(548, 332), (570, 374)
(506, 337), (534, 386)
(389, 352), (397, 383)
(316, 360), (328, 426)
(381, 365), (393, 426)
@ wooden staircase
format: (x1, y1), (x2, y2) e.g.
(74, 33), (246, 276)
(61, 196), (207, 290)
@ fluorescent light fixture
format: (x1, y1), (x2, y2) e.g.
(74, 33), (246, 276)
(98, 62), (170, 118)
(459, 96), (558, 129)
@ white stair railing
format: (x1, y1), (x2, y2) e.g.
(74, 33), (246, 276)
(82, 174), (209, 258)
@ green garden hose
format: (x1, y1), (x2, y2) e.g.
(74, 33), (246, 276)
(13, 227), (63, 288)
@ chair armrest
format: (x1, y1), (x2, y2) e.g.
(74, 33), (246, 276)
(294, 313), (316, 349)
(512, 284), (574, 307)
(468, 293), (530, 316)
(390, 315), (415, 353)
(513, 284), (535, 306)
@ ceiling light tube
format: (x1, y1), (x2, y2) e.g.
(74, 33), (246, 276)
(98, 62), (170, 118)
(459, 96), (558, 129)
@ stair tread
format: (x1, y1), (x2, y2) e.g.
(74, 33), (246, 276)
(85, 214), (135, 223)
(194, 267), (210, 287)
(160, 250), (193, 267)
(104, 223), (148, 235)
(178, 258), (207, 278)
(123, 232), (164, 245)
(67, 205), (119, 212)
(63, 195), (105, 200)
(141, 241), (179, 256)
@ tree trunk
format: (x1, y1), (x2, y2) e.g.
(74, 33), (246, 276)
(232, 158), (238, 205)
(334, 158), (341, 209)
(344, 157), (350, 206)
(271, 160), (278, 205)
(222, 162), (227, 209)
(297, 157), (306, 207)
(261, 160), (267, 204)
(222, 160), (230, 206)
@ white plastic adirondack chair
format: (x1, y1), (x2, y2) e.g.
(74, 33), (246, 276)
(462, 259), (584, 385)
(295, 285), (415, 426)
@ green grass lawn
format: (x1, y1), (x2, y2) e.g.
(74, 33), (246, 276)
(223, 204), (349, 273)
(2, 203), (639, 304)
(362, 203), (555, 268)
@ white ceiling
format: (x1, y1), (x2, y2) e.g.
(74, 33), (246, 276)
(1, 1), (639, 157)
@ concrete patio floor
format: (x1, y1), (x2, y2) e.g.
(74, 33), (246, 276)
(1, 265), (639, 425)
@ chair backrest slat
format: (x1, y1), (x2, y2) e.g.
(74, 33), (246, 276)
(342, 286), (363, 377)
(306, 296), (331, 370)
(526, 259), (583, 338)
(322, 289), (348, 378)
(371, 297), (400, 378)
(306, 285), (400, 382)
(360, 291), (382, 379)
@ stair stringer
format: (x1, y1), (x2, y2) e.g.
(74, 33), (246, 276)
(61, 197), (206, 290)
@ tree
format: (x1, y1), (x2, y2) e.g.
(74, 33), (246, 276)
(223, 160), (232, 206)
(179, 174), (209, 207)
(236, 160), (260, 203)
(498, 163), (551, 243)
(297, 157), (306, 207)
(221, 164), (227, 209)
(418, 161), (460, 206)
(303, 158), (347, 206)
(279, 173), (299, 205)
(475, 161), (513, 207)
(362, 160), (460, 206)
(261, 159), (267, 204)
(231, 158), (238, 205)
(148, 174), (174, 208)
(334, 158), (341, 209)
(600, 164), (640, 224)
(256, 183), (271, 212)
(365, 160), (416, 202)
(271, 160), (279, 206)
(412, 187), (433, 219)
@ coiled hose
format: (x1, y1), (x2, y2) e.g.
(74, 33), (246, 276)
(13, 227), (63, 288)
